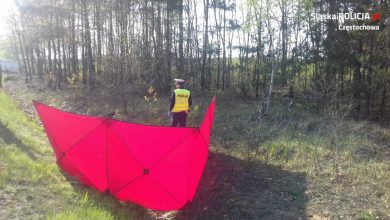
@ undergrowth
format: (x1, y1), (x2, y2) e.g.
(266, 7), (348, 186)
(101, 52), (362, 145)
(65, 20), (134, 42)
(1, 82), (390, 219)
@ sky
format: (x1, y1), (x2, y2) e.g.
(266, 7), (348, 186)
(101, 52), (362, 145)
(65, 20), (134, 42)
(0, 0), (15, 40)
(0, 0), (247, 39)
(0, 0), (245, 37)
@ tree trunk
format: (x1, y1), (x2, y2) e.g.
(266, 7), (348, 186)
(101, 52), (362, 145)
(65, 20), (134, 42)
(35, 46), (44, 79)
(56, 38), (62, 89)
(82, 0), (95, 86)
(178, 0), (184, 76)
(201, 0), (209, 90)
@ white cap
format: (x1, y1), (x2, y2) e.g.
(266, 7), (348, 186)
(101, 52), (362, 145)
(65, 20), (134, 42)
(174, 79), (185, 84)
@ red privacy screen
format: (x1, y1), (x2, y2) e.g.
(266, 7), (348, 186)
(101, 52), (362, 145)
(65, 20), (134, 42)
(33, 97), (215, 211)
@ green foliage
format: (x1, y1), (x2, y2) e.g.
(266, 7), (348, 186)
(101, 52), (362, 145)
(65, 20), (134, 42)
(66, 73), (84, 96)
(266, 140), (296, 162)
(144, 86), (159, 114)
(188, 104), (201, 126)
(48, 207), (115, 220)
(357, 211), (375, 220)
(143, 86), (163, 124)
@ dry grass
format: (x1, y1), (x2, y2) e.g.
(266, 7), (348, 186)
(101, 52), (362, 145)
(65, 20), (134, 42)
(1, 74), (390, 219)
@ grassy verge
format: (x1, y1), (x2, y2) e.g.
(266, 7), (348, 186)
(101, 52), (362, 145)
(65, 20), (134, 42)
(1, 76), (390, 219)
(0, 91), (149, 220)
(210, 94), (390, 219)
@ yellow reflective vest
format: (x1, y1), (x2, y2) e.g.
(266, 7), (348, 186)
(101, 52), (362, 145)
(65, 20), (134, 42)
(171, 89), (191, 112)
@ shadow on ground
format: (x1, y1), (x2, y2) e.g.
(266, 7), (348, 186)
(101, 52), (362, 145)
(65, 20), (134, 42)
(0, 120), (37, 160)
(178, 152), (307, 220)
(63, 152), (307, 220)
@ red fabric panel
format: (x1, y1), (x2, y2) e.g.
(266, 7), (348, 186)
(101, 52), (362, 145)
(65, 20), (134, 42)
(33, 97), (216, 211)
(107, 126), (144, 193)
(200, 96), (216, 146)
(66, 124), (107, 191)
(188, 131), (209, 201)
(114, 174), (182, 210)
(189, 97), (215, 200)
(33, 101), (103, 152)
(150, 137), (191, 205)
(57, 156), (95, 188)
(111, 121), (195, 168)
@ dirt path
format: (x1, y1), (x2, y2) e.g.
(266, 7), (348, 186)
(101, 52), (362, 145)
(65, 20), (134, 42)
(2, 73), (84, 118)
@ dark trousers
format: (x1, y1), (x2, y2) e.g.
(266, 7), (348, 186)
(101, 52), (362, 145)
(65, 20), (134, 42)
(171, 111), (188, 127)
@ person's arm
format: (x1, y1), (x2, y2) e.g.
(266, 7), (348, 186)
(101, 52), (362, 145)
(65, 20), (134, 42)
(169, 92), (175, 111)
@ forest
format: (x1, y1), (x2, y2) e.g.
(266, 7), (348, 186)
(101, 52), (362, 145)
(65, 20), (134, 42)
(6, 0), (389, 123)
(0, 0), (390, 219)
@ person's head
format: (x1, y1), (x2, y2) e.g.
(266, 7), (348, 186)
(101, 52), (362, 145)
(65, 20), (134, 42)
(174, 79), (185, 89)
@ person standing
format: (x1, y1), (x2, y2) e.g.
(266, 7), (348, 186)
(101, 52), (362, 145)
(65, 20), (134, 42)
(169, 79), (192, 127)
